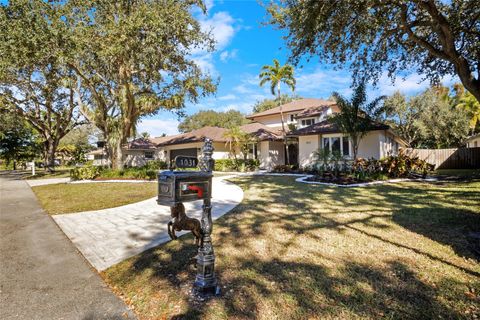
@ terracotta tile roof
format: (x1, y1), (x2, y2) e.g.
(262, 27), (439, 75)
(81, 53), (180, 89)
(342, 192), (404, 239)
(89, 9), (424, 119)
(246, 98), (336, 119)
(290, 119), (389, 136)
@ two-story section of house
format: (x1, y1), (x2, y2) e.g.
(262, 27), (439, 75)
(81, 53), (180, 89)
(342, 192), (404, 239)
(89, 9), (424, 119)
(246, 99), (339, 167)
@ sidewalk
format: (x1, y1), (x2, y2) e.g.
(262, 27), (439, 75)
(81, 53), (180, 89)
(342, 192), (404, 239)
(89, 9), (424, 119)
(0, 172), (136, 320)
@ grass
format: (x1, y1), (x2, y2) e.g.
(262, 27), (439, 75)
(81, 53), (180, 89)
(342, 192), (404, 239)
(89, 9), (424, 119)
(32, 182), (157, 214)
(433, 169), (480, 179)
(102, 176), (480, 319)
(18, 167), (73, 180)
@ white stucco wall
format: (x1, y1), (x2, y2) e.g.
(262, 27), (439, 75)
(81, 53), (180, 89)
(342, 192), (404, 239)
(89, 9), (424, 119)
(259, 141), (270, 169)
(251, 114), (284, 129)
(298, 135), (320, 168)
(269, 141), (285, 168)
(357, 131), (381, 159)
(258, 141), (285, 170)
(297, 131), (388, 169)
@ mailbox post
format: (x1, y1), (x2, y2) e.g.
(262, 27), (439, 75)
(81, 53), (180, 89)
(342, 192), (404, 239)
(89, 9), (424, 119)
(157, 138), (219, 295)
(194, 138), (218, 294)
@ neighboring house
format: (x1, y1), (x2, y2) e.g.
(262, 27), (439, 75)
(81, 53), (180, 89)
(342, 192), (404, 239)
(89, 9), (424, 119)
(86, 148), (110, 166)
(88, 98), (407, 170)
(466, 134), (480, 148)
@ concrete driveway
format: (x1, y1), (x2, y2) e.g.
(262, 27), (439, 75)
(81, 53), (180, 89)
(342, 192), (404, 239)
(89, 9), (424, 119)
(52, 176), (243, 271)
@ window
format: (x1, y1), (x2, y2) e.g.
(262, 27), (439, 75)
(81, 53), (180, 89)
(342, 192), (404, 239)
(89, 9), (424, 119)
(342, 138), (350, 156)
(322, 138), (330, 151)
(322, 136), (351, 157)
(331, 137), (340, 153)
(301, 118), (315, 127)
(289, 114), (297, 122)
(144, 151), (154, 159)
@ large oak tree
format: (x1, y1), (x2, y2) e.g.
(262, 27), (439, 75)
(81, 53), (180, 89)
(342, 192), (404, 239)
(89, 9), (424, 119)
(0, 0), (83, 171)
(70, 0), (216, 169)
(268, 0), (480, 101)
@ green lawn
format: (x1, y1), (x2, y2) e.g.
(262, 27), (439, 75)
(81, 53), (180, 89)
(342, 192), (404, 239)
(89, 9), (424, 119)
(102, 176), (480, 320)
(32, 182), (157, 214)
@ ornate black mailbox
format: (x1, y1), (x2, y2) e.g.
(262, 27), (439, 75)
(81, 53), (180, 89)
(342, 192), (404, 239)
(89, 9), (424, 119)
(157, 139), (219, 296)
(157, 171), (212, 206)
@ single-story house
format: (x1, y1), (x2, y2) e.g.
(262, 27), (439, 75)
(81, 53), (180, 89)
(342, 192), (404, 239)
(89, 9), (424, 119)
(466, 134), (480, 148)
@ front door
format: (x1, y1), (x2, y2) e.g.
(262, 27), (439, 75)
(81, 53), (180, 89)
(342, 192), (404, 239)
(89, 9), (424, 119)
(286, 141), (299, 167)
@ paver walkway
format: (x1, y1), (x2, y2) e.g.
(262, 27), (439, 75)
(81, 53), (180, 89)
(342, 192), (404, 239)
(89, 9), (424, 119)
(0, 172), (136, 320)
(53, 176), (243, 271)
(26, 177), (71, 187)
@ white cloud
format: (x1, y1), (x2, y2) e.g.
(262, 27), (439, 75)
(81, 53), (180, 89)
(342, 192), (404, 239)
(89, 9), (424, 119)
(219, 49), (238, 62)
(200, 12), (237, 50)
(192, 53), (216, 75)
(137, 118), (180, 137)
(373, 73), (458, 96)
(218, 94), (237, 101)
(296, 68), (351, 97)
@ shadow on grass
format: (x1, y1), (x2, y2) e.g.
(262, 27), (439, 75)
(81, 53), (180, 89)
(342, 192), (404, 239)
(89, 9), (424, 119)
(114, 176), (479, 319)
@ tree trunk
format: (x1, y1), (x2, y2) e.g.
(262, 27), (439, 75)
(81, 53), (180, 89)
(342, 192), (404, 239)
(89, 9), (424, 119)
(44, 139), (58, 173)
(278, 83), (290, 165)
(111, 141), (124, 170)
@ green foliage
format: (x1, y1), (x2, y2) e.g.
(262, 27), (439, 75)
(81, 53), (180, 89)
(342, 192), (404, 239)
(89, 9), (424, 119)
(214, 159), (259, 172)
(452, 83), (480, 134)
(272, 164), (296, 173)
(0, 1), (82, 170)
(143, 160), (168, 170)
(383, 86), (470, 148)
(352, 151), (434, 179)
(252, 94), (300, 114)
(223, 126), (256, 160)
(329, 82), (385, 160)
(178, 110), (249, 133)
(0, 110), (41, 168)
(70, 165), (102, 181)
(99, 168), (157, 180)
(268, 0), (480, 102)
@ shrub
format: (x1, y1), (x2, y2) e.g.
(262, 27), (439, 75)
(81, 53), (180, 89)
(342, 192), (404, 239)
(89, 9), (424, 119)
(352, 151), (434, 179)
(214, 158), (259, 172)
(144, 160), (168, 170)
(272, 164), (293, 173)
(70, 165), (102, 180)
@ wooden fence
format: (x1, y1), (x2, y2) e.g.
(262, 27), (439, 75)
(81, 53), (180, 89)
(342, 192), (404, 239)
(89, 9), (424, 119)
(404, 147), (480, 169)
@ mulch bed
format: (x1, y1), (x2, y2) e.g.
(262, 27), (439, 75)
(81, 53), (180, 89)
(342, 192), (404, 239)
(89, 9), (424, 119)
(304, 173), (373, 185)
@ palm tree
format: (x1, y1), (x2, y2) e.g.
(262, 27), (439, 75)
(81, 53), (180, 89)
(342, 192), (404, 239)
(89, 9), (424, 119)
(223, 126), (246, 160)
(259, 59), (296, 164)
(454, 84), (480, 134)
(329, 82), (385, 161)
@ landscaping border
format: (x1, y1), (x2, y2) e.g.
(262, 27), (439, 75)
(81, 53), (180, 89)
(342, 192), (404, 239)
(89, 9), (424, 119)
(295, 175), (438, 187)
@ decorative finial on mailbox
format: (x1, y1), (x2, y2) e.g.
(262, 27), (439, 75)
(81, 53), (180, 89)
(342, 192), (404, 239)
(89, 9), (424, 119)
(200, 138), (214, 172)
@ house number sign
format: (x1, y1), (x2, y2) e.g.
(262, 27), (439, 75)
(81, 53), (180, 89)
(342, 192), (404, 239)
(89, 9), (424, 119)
(175, 156), (198, 169)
